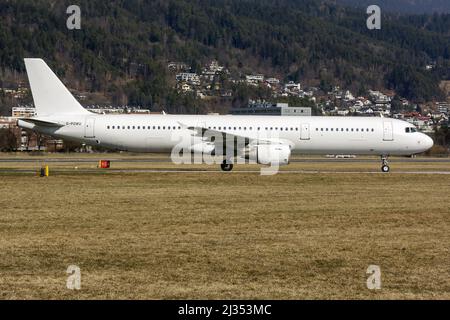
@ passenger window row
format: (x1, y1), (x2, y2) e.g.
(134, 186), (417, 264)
(106, 125), (301, 131)
(208, 126), (299, 131)
(316, 128), (375, 132)
(107, 125), (182, 130)
(106, 125), (377, 133)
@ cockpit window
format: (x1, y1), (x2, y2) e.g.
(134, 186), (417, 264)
(405, 127), (417, 133)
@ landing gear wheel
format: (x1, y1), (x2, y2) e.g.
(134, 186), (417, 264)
(220, 161), (233, 172)
(381, 155), (390, 173)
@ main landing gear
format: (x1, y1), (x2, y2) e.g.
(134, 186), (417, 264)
(381, 155), (390, 173)
(220, 160), (234, 172)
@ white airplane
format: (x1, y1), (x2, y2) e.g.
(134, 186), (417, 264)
(18, 58), (433, 172)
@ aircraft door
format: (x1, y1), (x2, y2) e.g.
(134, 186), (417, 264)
(300, 123), (310, 140)
(84, 117), (96, 138)
(383, 121), (394, 141)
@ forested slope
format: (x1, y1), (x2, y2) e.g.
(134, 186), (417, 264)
(0, 0), (449, 114)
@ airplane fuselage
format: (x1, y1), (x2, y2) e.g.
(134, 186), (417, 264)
(18, 114), (433, 156)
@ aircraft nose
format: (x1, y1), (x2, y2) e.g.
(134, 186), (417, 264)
(424, 135), (434, 150)
(420, 134), (434, 151)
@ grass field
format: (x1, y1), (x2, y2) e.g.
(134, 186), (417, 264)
(0, 154), (449, 299)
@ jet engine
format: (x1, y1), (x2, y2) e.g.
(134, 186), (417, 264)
(246, 144), (291, 165)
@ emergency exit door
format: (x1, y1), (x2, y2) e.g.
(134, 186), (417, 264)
(383, 121), (394, 141)
(300, 123), (310, 140)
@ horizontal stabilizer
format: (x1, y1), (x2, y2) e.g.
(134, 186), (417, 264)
(19, 118), (64, 127)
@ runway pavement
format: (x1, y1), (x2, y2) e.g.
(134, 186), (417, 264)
(1, 168), (450, 175)
(1, 156), (449, 175)
(1, 157), (450, 163)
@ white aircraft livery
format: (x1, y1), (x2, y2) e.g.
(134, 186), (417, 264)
(18, 58), (434, 172)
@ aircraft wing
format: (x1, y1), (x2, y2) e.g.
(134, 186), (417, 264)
(180, 122), (250, 141)
(178, 121), (291, 155)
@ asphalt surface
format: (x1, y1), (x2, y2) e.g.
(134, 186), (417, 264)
(1, 156), (448, 174)
(1, 168), (450, 175)
(0, 157), (450, 163)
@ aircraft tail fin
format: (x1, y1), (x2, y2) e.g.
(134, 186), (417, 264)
(24, 58), (90, 116)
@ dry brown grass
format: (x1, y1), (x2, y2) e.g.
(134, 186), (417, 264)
(0, 155), (449, 299)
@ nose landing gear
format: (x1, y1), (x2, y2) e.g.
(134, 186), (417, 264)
(381, 155), (390, 173)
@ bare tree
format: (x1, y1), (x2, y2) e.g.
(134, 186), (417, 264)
(35, 132), (49, 151)
(0, 128), (18, 152)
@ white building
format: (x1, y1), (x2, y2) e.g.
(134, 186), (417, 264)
(208, 60), (224, 73)
(369, 90), (391, 104)
(180, 83), (193, 92)
(86, 106), (151, 114)
(231, 101), (311, 116)
(284, 81), (301, 91)
(246, 75), (264, 84)
(337, 110), (350, 116)
(12, 106), (36, 118)
(0, 117), (17, 129)
(353, 100), (364, 110)
(176, 73), (200, 85)
(266, 78), (280, 85)
(168, 62), (189, 71)
(344, 90), (355, 101)
(437, 103), (449, 115)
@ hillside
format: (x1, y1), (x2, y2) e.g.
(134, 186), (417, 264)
(0, 0), (450, 115)
(337, 0), (450, 14)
